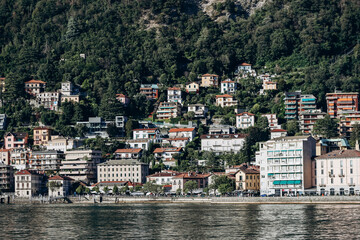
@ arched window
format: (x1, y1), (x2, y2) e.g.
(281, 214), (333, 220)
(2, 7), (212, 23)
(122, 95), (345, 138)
(330, 188), (335, 196)
(340, 188), (345, 196)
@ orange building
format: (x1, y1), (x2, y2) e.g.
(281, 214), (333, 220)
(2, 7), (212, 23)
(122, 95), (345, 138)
(326, 92), (359, 118)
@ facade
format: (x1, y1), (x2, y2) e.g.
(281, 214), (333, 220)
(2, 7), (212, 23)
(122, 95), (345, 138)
(36, 92), (60, 111)
(208, 125), (235, 135)
(261, 114), (281, 130)
(261, 75), (277, 91)
(298, 94), (317, 112)
(15, 170), (45, 198)
(270, 129), (288, 139)
(146, 170), (180, 185)
(338, 111), (360, 138)
(299, 109), (326, 134)
(200, 134), (247, 153)
(4, 132), (29, 149)
(29, 150), (64, 172)
(140, 84), (159, 100)
(156, 102), (182, 120)
(256, 136), (316, 196)
(200, 74), (219, 87)
(153, 147), (182, 167)
(234, 63), (256, 78)
(46, 136), (84, 152)
(284, 91), (317, 120)
(188, 104), (208, 118)
(236, 112), (255, 129)
(215, 94), (238, 108)
(316, 150), (360, 195)
(220, 79), (236, 94)
(33, 127), (52, 146)
(185, 82), (199, 93)
(162, 138), (189, 148)
(168, 127), (196, 141)
(76, 117), (113, 138)
(61, 95), (80, 103)
(9, 148), (29, 170)
(25, 80), (46, 96)
(59, 150), (102, 184)
(326, 92), (359, 118)
(60, 81), (75, 96)
(48, 175), (74, 197)
(316, 138), (350, 157)
(171, 172), (211, 193)
(114, 148), (142, 160)
(167, 87), (182, 104)
(126, 139), (152, 150)
(97, 159), (149, 184)
(234, 164), (260, 192)
(133, 128), (161, 140)
(0, 163), (14, 192)
(116, 94), (130, 106)
(0, 114), (6, 130)
(0, 149), (10, 165)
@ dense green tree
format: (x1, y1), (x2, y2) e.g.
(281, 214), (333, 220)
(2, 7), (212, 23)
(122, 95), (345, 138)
(313, 115), (338, 138)
(184, 180), (198, 194)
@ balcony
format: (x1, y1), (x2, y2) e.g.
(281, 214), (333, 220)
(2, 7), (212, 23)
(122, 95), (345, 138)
(349, 183), (356, 187)
(319, 184), (326, 187)
(338, 174), (345, 177)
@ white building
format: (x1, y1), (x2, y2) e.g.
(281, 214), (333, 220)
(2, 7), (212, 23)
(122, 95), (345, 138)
(256, 136), (316, 196)
(200, 134), (247, 154)
(153, 147), (182, 168)
(316, 150), (360, 195)
(126, 139), (153, 150)
(221, 79), (237, 94)
(215, 94), (238, 108)
(15, 170), (44, 198)
(114, 148), (142, 160)
(236, 112), (255, 129)
(35, 92), (60, 111)
(46, 136), (84, 152)
(48, 175), (74, 197)
(261, 114), (281, 130)
(187, 104), (208, 118)
(168, 127), (196, 141)
(162, 138), (189, 148)
(97, 159), (149, 184)
(132, 128), (161, 141)
(10, 148), (29, 170)
(167, 87), (182, 104)
(270, 129), (288, 139)
(146, 170), (181, 185)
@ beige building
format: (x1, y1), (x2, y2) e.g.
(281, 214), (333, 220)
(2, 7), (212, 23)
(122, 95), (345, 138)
(33, 127), (52, 146)
(61, 95), (80, 103)
(215, 94), (238, 108)
(171, 172), (211, 193)
(236, 112), (255, 129)
(200, 74), (219, 87)
(48, 175), (74, 197)
(186, 82), (199, 93)
(46, 136), (84, 152)
(97, 159), (149, 183)
(15, 170), (44, 198)
(316, 150), (360, 195)
(234, 164), (260, 192)
(25, 79), (46, 96)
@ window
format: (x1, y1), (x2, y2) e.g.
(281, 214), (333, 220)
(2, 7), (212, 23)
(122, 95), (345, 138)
(350, 168), (353, 174)
(330, 161), (333, 168)
(350, 160), (353, 167)
(340, 160), (343, 168)
(331, 178), (333, 184)
(340, 178), (343, 184)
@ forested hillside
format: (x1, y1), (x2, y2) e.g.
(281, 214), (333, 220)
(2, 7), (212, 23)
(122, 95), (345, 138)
(0, 0), (360, 126)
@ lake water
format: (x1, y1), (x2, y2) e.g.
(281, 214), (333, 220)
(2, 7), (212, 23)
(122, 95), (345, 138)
(1, 203), (359, 239)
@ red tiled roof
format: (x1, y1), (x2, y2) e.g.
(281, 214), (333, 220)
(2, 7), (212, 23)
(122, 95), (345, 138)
(316, 150), (360, 159)
(216, 94), (233, 98)
(202, 74), (219, 77)
(271, 129), (287, 132)
(168, 87), (181, 90)
(49, 175), (74, 181)
(240, 63), (252, 66)
(173, 172), (211, 179)
(221, 80), (235, 83)
(116, 94), (128, 98)
(0, 149), (10, 152)
(153, 147), (182, 153)
(115, 148), (142, 153)
(33, 126), (51, 130)
(132, 128), (158, 132)
(25, 79), (46, 84)
(15, 170), (33, 175)
(163, 185), (172, 188)
(168, 128), (195, 133)
(236, 112), (254, 116)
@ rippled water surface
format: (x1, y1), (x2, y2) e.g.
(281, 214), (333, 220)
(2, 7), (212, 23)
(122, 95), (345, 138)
(1, 203), (360, 239)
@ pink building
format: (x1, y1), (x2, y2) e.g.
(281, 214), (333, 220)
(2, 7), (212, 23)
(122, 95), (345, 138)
(116, 94), (130, 106)
(4, 132), (29, 149)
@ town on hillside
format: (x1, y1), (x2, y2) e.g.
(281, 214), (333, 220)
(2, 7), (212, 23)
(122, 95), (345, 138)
(1, 63), (360, 199)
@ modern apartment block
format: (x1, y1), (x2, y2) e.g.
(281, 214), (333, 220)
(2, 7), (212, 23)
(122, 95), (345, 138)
(156, 102), (181, 120)
(167, 87), (182, 104)
(338, 111), (360, 138)
(29, 150), (64, 172)
(0, 163), (14, 192)
(284, 91), (317, 120)
(256, 136), (316, 196)
(200, 134), (247, 154)
(140, 84), (159, 100)
(299, 109), (326, 134)
(326, 92), (359, 118)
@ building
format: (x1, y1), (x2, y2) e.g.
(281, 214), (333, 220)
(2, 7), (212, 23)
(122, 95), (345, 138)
(0, 149), (10, 165)
(284, 92), (317, 120)
(140, 84), (159, 100)
(60, 81), (75, 96)
(256, 136), (316, 196)
(25, 79), (46, 96)
(29, 150), (64, 172)
(235, 63), (252, 73)
(133, 128), (161, 140)
(215, 94), (238, 108)
(146, 170), (180, 185)
(186, 82), (199, 93)
(188, 104), (208, 118)
(201, 134), (247, 154)
(0, 114), (6, 130)
(9, 148), (29, 170)
(171, 172), (211, 193)
(236, 112), (255, 129)
(316, 138), (350, 157)
(298, 94), (317, 113)
(59, 150), (102, 184)
(0, 77), (5, 92)
(209, 125), (235, 135)
(167, 87), (182, 104)
(97, 159), (149, 184)
(115, 116), (127, 128)
(338, 111), (360, 138)
(200, 74), (219, 87)
(114, 149), (142, 160)
(46, 136), (84, 152)
(116, 94), (130, 106)
(91, 181), (129, 193)
(156, 102), (182, 120)
(0, 163), (14, 192)
(316, 150), (360, 195)
(261, 114), (281, 130)
(153, 147), (182, 167)
(221, 79), (236, 94)
(168, 127), (196, 141)
(4, 132), (29, 149)
(162, 138), (189, 148)
(61, 95), (80, 104)
(260, 75), (277, 92)
(326, 92), (359, 118)
(35, 92), (60, 111)
(270, 129), (288, 139)
(48, 175), (74, 197)
(76, 117), (114, 138)
(33, 127), (52, 146)
(15, 170), (45, 198)
(234, 164), (260, 192)
(126, 139), (152, 150)
(299, 109), (326, 134)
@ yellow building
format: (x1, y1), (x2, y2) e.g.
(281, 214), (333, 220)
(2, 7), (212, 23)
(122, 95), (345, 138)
(234, 164), (260, 192)
(33, 127), (52, 146)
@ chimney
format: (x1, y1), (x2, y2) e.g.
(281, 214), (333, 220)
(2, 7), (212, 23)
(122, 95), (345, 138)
(356, 140), (360, 151)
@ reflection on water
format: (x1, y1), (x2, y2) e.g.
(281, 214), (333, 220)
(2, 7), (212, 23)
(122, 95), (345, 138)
(1, 203), (360, 239)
